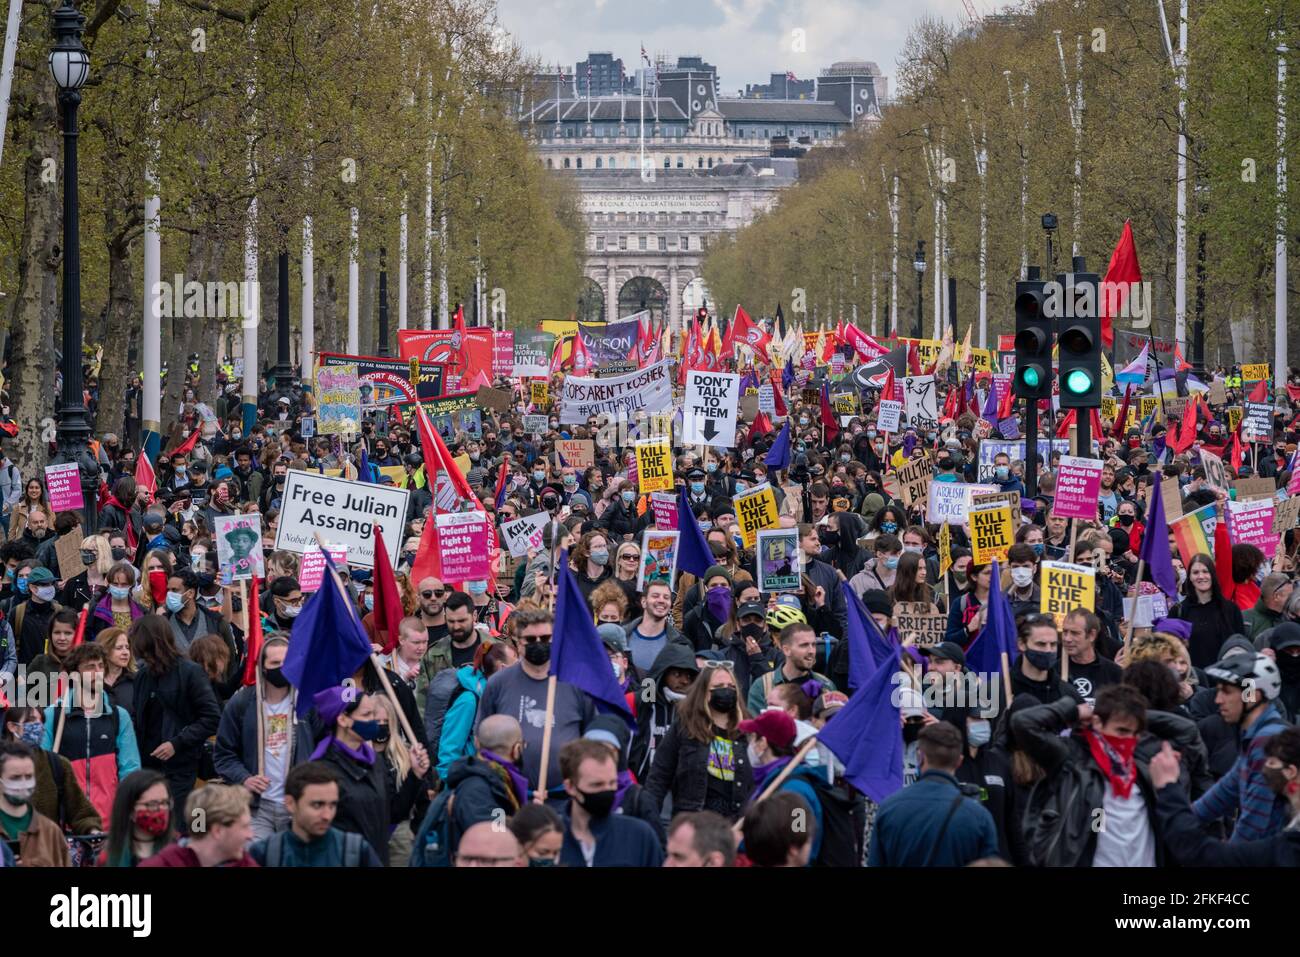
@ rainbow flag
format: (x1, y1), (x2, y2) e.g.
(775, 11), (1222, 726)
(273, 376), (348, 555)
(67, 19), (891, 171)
(1170, 504), (1216, 568)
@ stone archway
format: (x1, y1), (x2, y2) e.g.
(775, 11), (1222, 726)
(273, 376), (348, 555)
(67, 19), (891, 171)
(618, 276), (668, 325)
(577, 276), (605, 323)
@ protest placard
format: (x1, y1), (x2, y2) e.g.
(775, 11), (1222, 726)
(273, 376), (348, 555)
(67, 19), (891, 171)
(557, 439), (595, 469)
(316, 363), (362, 435)
(44, 462), (83, 513)
(513, 331), (555, 377)
(275, 472), (409, 568)
(875, 399), (903, 434)
(1161, 475), (1184, 524)
(756, 529), (802, 592)
(298, 545), (349, 591)
(560, 360), (674, 424)
(523, 414), (548, 435)
(1242, 362), (1270, 383)
(683, 370), (740, 447)
(1233, 477), (1277, 502)
(635, 437), (674, 493)
(1226, 407), (1243, 434)
(650, 491), (678, 529)
(734, 483), (780, 547)
(894, 602), (947, 648)
(969, 503), (1014, 564)
(435, 511), (492, 581)
(1244, 402), (1273, 442)
(1272, 495), (1300, 536)
(972, 490), (1023, 526)
(54, 525), (85, 582)
(638, 530), (679, 590)
(1052, 456), (1104, 520)
(1200, 448), (1229, 493)
(475, 386), (512, 413)
(500, 512), (551, 559)
(926, 481), (1000, 525)
(757, 384), (775, 414)
(1040, 561), (1096, 627)
(1226, 498), (1278, 559)
(897, 454), (934, 511)
(214, 513), (266, 581)
(530, 381), (549, 406)
(1208, 379), (1227, 406)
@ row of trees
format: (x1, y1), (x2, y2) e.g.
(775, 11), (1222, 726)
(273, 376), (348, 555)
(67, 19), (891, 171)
(0, 0), (585, 469)
(702, 0), (1296, 372)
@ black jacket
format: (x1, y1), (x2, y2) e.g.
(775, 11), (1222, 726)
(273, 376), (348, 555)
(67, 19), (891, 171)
(643, 717), (754, 822)
(628, 641), (696, 781)
(317, 744), (400, 860)
(1154, 782), (1300, 866)
(1172, 595), (1247, 670)
(132, 659), (222, 772)
(822, 512), (868, 580)
(444, 755), (525, 855)
(955, 744), (1023, 865)
(13, 598), (59, 665)
(105, 669), (137, 720)
(595, 499), (643, 541)
(1135, 709), (1216, 801)
(804, 556), (847, 635)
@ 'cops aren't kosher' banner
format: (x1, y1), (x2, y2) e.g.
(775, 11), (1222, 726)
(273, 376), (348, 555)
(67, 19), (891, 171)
(560, 359), (674, 424)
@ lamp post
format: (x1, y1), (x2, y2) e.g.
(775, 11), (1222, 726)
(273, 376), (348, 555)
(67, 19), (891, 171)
(269, 250), (296, 398)
(912, 240), (926, 340)
(49, 0), (97, 533)
(377, 245), (390, 356)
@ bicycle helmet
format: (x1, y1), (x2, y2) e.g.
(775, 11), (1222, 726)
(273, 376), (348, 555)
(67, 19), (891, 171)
(766, 603), (807, 630)
(1204, 652), (1282, 705)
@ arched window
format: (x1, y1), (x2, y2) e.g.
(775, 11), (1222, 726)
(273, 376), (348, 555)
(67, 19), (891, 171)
(595, 157), (603, 168)
(676, 156), (684, 168)
(576, 157), (583, 169)
(697, 157), (704, 168)
(608, 156), (616, 168)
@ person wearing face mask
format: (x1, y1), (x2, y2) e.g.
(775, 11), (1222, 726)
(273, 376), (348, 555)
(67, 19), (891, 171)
(683, 467), (712, 511)
(571, 531), (614, 604)
(595, 477), (645, 542)
(560, 738), (663, 866)
(0, 741), (72, 866)
(629, 640), (700, 784)
(819, 511), (868, 580)
(851, 533), (903, 596)
(509, 803), (565, 867)
(309, 686), (430, 861)
(163, 568), (238, 672)
(1, 705), (102, 839)
(683, 567), (736, 652)
(1151, 725), (1300, 865)
(212, 637), (314, 839)
(264, 575), (306, 638)
(1004, 544), (1041, 621)
(990, 452), (1025, 496)
(1012, 616), (1083, 705)
(12, 566), (61, 666)
(99, 475), (142, 544)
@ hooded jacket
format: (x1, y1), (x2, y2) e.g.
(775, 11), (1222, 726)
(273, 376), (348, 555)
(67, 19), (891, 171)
(42, 690), (142, 823)
(822, 511), (868, 580)
(213, 683), (315, 802)
(434, 665), (487, 777)
(1193, 701), (1291, 842)
(628, 641), (698, 782)
(443, 753), (527, 854)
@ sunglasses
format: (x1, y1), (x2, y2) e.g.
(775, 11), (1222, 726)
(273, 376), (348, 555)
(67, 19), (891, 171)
(620, 553), (641, 561)
(520, 633), (552, 645)
(500, 513), (517, 521)
(702, 660), (736, 672)
(421, 588), (448, 599)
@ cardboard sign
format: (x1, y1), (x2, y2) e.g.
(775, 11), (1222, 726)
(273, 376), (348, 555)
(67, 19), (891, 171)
(435, 511), (492, 581)
(683, 370), (741, 447)
(1200, 448), (1229, 494)
(938, 522), (952, 577)
(1272, 495), (1300, 535)
(757, 384), (775, 414)
(876, 399), (903, 434)
(739, 394), (759, 422)
(560, 360), (674, 424)
(300, 417), (316, 438)
(894, 602), (946, 648)
(927, 481), (1000, 525)
(557, 439), (594, 469)
(1226, 407), (1243, 433)
(972, 490), (1023, 527)
(500, 512), (551, 559)
(475, 386), (512, 413)
(650, 491), (678, 530)
(1226, 498), (1278, 559)
(638, 530), (679, 591)
(756, 528), (802, 592)
(634, 437), (674, 493)
(44, 462), (84, 513)
(1233, 477), (1277, 502)
(54, 525), (85, 582)
(1052, 455), (1104, 520)
(1165, 396), (1187, 420)
(1207, 379), (1227, 406)
(1242, 362), (1270, 384)
(274, 471), (410, 568)
(897, 454), (934, 511)
(970, 503), (1014, 564)
(1139, 396), (1159, 421)
(1244, 402), (1272, 442)
(1040, 561), (1096, 626)
(903, 375), (939, 430)
(298, 545), (349, 591)
(214, 513), (266, 582)
(734, 482), (780, 547)
(1161, 475), (1183, 524)
(523, 414), (548, 435)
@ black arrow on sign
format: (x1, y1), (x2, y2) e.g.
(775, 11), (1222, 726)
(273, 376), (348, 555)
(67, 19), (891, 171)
(701, 419), (719, 441)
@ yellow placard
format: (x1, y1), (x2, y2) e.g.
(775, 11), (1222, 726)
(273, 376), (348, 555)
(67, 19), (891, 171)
(453, 453), (472, 475)
(969, 504), (1014, 565)
(377, 465), (408, 487)
(1227, 407), (1243, 433)
(530, 381), (549, 406)
(634, 437), (674, 493)
(1101, 396), (1117, 421)
(1040, 561), (1096, 626)
(938, 522), (952, 577)
(1242, 363), (1270, 383)
(1140, 396), (1159, 420)
(734, 483), (780, 547)
(969, 349), (993, 373)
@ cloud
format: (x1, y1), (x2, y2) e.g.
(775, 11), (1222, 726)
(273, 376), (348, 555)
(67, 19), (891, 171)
(495, 0), (974, 88)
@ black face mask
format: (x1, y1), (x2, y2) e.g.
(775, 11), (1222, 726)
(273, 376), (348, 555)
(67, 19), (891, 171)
(1117, 513), (1135, 527)
(111, 547), (128, 561)
(263, 667), (290, 689)
(708, 687), (738, 712)
(1276, 654), (1300, 679)
(577, 787), (617, 819)
(903, 721), (924, 744)
(739, 622), (767, 643)
(523, 641), (551, 666)
(819, 528), (840, 547)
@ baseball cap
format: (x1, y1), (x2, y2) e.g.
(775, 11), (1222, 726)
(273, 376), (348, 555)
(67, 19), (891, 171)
(920, 641), (967, 668)
(735, 600), (767, 621)
(597, 623), (627, 653)
(813, 691), (849, 720)
(27, 567), (55, 585)
(1269, 622), (1300, 653)
(737, 709), (796, 750)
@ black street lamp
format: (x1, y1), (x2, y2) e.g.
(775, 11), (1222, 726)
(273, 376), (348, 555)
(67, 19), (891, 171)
(49, 0), (97, 533)
(269, 250), (295, 397)
(912, 239), (926, 340)
(377, 246), (390, 356)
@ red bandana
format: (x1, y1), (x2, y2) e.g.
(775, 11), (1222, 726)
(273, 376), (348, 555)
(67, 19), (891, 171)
(1083, 729), (1139, 799)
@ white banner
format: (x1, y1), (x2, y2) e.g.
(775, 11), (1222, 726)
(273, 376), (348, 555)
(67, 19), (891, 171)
(559, 359), (674, 424)
(274, 471), (409, 568)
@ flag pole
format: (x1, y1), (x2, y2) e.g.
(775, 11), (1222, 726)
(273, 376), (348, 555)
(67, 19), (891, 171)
(255, 652), (266, 777)
(1123, 557), (1146, 657)
(731, 735), (820, 832)
(534, 674), (559, 802)
(1000, 651), (1014, 707)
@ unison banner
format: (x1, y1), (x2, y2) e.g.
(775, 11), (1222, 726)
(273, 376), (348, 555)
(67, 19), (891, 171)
(559, 359), (674, 424)
(579, 319), (641, 365)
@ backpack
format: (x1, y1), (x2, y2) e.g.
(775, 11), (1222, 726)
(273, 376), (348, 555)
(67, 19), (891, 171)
(265, 829), (363, 867)
(424, 669), (476, 761)
(408, 788), (458, 867)
(805, 775), (866, 868)
(1020, 760), (1092, 867)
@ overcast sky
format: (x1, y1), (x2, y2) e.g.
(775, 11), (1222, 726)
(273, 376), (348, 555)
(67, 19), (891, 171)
(494, 0), (977, 92)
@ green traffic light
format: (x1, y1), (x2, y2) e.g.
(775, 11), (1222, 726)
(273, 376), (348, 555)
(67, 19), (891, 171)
(1021, 367), (1041, 388)
(1065, 368), (1093, 394)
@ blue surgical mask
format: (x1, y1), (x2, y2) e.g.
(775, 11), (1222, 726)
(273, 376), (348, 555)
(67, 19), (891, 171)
(967, 720), (992, 748)
(880, 521), (899, 534)
(691, 482), (705, 495)
(734, 482), (748, 493)
(109, 585), (131, 601)
(884, 556), (900, 570)
(533, 471), (545, 482)
(1032, 543), (1045, 557)
(706, 462), (717, 473)
(467, 580), (489, 595)
(563, 475), (576, 487)
(364, 594), (374, 611)
(621, 490), (635, 504)
(165, 592), (186, 612)
(840, 453), (850, 462)
(698, 520), (711, 532)
(19, 721), (43, 746)
(16, 578), (28, 595)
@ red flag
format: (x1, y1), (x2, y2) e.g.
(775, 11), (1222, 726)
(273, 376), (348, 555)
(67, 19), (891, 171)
(942, 386), (960, 420)
(770, 372), (788, 418)
(843, 324), (888, 362)
(1230, 427), (1244, 473)
(819, 331), (837, 364)
(1248, 378), (1269, 403)
(749, 411), (773, 440)
(134, 451), (157, 497)
(451, 304), (469, 374)
(241, 577), (264, 686)
(1170, 395), (1200, 454)
(408, 512), (442, 585)
(1055, 409), (1075, 439)
(571, 329), (594, 375)
(414, 403), (476, 506)
(1111, 384), (1134, 439)
(167, 429), (200, 459)
(820, 382), (840, 444)
(1173, 345), (1192, 372)
(906, 340), (922, 376)
(730, 305), (773, 363)
(1287, 383), (1300, 404)
(372, 526), (407, 655)
(70, 603), (90, 649)
(996, 378), (1015, 421)
(881, 366), (896, 409)
(1100, 220), (1142, 349)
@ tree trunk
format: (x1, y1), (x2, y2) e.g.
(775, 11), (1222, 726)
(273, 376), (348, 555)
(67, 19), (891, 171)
(97, 213), (136, 443)
(7, 19), (63, 476)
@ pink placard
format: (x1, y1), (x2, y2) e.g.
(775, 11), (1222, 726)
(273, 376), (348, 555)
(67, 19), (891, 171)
(1052, 455), (1103, 520)
(44, 462), (84, 512)
(493, 331), (514, 379)
(435, 511), (491, 581)
(1226, 499), (1277, 559)
(650, 492), (678, 529)
(299, 546), (349, 591)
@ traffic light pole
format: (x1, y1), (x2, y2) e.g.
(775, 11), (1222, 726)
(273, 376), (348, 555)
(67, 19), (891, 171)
(1025, 397), (1038, 499)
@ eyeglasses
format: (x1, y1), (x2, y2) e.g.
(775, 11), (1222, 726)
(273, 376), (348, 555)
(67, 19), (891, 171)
(135, 799), (173, 812)
(520, 633), (552, 645)
(500, 513), (517, 521)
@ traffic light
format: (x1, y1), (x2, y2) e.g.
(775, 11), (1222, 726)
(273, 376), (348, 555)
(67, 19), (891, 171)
(1056, 272), (1102, 409)
(696, 307), (708, 324)
(1012, 279), (1051, 400)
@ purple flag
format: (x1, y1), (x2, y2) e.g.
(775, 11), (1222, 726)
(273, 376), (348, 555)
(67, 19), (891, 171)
(841, 581), (896, 692)
(1140, 472), (1179, 600)
(964, 559), (1019, 681)
(676, 482), (715, 579)
(552, 551), (635, 726)
(817, 642), (904, 804)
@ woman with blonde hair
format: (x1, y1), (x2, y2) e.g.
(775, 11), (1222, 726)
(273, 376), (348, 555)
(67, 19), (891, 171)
(138, 549), (176, 612)
(372, 694), (420, 867)
(97, 625), (138, 718)
(59, 533), (115, 611)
